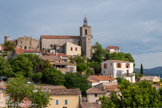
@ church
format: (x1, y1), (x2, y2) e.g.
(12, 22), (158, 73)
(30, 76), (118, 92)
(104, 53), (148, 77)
(40, 17), (92, 58)
(4, 17), (92, 58)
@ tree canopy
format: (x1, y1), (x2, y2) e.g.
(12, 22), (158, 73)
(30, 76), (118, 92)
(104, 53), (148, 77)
(9, 55), (33, 78)
(0, 56), (13, 77)
(100, 80), (162, 107)
(42, 67), (65, 85)
(92, 42), (106, 63)
(105, 52), (134, 62)
(3, 41), (16, 51)
(6, 76), (50, 108)
(64, 73), (91, 96)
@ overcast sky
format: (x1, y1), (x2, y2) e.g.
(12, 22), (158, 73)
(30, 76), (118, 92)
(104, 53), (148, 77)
(0, 0), (162, 69)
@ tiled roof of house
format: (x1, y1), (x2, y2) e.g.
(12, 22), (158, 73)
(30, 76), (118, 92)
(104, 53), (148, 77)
(107, 46), (120, 49)
(35, 85), (65, 91)
(39, 55), (61, 61)
(15, 48), (41, 55)
(81, 102), (101, 108)
(105, 85), (120, 92)
(41, 35), (80, 39)
(53, 62), (76, 66)
(45, 52), (55, 56)
(88, 75), (115, 82)
(56, 53), (69, 57)
(45, 52), (68, 57)
(105, 60), (132, 63)
(48, 88), (81, 95)
(86, 87), (106, 94)
(140, 76), (157, 81)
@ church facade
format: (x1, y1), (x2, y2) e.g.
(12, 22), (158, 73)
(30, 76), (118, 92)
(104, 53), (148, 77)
(40, 17), (92, 58)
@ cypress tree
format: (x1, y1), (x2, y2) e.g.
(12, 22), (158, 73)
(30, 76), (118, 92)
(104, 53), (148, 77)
(140, 64), (144, 75)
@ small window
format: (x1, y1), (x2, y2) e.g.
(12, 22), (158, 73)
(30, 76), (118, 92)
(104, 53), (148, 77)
(50, 44), (53, 47)
(126, 63), (130, 68)
(65, 100), (68, 105)
(71, 47), (73, 51)
(75, 47), (77, 51)
(24, 46), (27, 49)
(85, 29), (87, 35)
(104, 63), (107, 69)
(95, 94), (97, 97)
(56, 100), (59, 105)
(117, 63), (121, 68)
(39, 65), (42, 69)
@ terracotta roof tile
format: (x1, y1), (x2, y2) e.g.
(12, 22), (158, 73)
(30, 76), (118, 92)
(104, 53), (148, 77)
(140, 76), (158, 81)
(86, 87), (106, 94)
(41, 35), (80, 39)
(14, 48), (41, 55)
(48, 88), (81, 95)
(56, 53), (69, 57)
(81, 102), (101, 108)
(39, 55), (61, 61)
(105, 85), (120, 92)
(89, 75), (115, 82)
(105, 60), (132, 63)
(107, 46), (120, 49)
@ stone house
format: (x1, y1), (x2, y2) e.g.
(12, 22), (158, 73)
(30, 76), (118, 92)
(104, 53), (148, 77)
(140, 76), (160, 83)
(101, 60), (135, 83)
(40, 17), (92, 58)
(39, 55), (76, 74)
(86, 82), (120, 103)
(7, 36), (40, 50)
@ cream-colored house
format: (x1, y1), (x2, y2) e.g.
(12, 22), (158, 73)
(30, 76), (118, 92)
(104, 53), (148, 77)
(106, 46), (120, 53)
(88, 75), (115, 86)
(65, 42), (81, 56)
(47, 88), (81, 108)
(140, 76), (160, 83)
(101, 60), (135, 83)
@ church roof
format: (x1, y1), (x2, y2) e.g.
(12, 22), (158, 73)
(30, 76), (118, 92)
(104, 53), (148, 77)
(41, 35), (80, 39)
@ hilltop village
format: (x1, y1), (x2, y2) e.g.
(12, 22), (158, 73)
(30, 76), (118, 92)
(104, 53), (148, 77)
(0, 18), (162, 108)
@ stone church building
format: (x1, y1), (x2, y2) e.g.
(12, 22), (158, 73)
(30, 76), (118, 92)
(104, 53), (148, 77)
(40, 17), (92, 58)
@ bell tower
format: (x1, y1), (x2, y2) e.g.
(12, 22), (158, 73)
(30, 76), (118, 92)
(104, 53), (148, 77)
(80, 16), (92, 58)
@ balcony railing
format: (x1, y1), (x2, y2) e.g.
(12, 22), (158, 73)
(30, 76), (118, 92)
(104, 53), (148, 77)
(116, 73), (135, 77)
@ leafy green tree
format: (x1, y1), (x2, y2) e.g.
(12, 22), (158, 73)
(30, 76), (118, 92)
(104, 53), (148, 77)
(6, 76), (50, 108)
(140, 64), (144, 75)
(133, 70), (139, 81)
(116, 77), (125, 84)
(19, 54), (41, 67)
(64, 73), (91, 96)
(42, 67), (65, 85)
(0, 56), (13, 77)
(33, 72), (43, 83)
(42, 60), (53, 70)
(30, 88), (50, 108)
(92, 42), (106, 63)
(100, 80), (162, 107)
(6, 76), (34, 108)
(9, 55), (33, 78)
(105, 52), (134, 62)
(87, 62), (101, 75)
(69, 55), (86, 64)
(3, 41), (16, 51)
